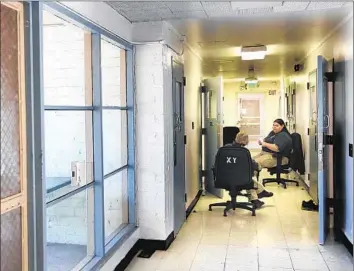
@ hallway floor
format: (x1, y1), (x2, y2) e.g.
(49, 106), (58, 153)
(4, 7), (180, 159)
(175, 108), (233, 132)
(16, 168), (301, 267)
(126, 180), (353, 271)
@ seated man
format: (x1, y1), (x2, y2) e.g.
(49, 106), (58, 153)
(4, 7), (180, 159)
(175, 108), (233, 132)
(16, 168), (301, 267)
(227, 132), (273, 209)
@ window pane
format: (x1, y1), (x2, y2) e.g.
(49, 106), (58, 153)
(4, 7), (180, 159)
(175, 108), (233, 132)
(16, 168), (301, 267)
(101, 38), (126, 106)
(102, 110), (127, 174)
(0, 3), (21, 199)
(1, 207), (22, 271)
(42, 10), (90, 106)
(104, 169), (128, 244)
(46, 188), (93, 270)
(44, 111), (93, 202)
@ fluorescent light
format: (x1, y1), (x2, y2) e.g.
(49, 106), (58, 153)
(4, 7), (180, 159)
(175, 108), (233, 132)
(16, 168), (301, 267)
(241, 45), (267, 60)
(245, 78), (258, 84)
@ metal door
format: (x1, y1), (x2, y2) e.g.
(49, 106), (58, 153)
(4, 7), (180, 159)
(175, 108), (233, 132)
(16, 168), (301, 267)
(317, 55), (330, 245)
(203, 76), (224, 198)
(172, 59), (185, 235)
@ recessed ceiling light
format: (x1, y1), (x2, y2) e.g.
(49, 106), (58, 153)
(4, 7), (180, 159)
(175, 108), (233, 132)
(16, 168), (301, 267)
(241, 45), (267, 60)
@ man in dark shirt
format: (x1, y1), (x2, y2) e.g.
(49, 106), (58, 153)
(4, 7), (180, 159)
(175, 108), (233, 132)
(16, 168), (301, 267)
(254, 119), (292, 169)
(229, 132), (274, 209)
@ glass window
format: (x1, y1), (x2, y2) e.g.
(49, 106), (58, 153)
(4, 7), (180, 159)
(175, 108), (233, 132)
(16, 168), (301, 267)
(102, 110), (128, 174)
(46, 188), (94, 270)
(42, 10), (89, 106)
(104, 169), (128, 244)
(44, 111), (93, 203)
(101, 39), (126, 107)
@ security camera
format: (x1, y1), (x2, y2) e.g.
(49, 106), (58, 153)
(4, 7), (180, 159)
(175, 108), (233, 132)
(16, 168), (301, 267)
(294, 64), (303, 72)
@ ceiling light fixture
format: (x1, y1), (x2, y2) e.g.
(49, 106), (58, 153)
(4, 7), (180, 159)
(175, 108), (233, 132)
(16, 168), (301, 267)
(245, 78), (258, 84)
(241, 45), (267, 60)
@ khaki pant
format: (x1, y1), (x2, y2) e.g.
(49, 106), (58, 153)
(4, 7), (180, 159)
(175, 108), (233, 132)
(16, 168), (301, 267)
(249, 179), (265, 201)
(253, 151), (289, 170)
(247, 152), (288, 201)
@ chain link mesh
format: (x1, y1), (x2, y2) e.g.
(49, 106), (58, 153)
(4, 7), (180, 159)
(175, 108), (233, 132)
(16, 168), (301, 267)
(1, 4), (21, 199)
(1, 207), (22, 271)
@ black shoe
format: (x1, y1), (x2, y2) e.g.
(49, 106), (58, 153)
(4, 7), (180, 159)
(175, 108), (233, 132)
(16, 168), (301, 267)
(258, 190), (274, 199)
(251, 200), (264, 209)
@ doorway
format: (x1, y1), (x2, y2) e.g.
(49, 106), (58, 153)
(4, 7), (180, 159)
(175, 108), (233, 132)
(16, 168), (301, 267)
(172, 58), (186, 235)
(237, 94), (264, 149)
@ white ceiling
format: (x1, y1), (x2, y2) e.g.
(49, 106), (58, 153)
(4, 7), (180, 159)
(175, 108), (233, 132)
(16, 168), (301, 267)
(106, 1), (353, 80)
(106, 1), (350, 22)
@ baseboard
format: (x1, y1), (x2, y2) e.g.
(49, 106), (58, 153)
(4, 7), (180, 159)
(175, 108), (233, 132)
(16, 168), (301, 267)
(337, 229), (353, 256)
(186, 189), (203, 219)
(114, 231), (175, 271)
(114, 241), (140, 271)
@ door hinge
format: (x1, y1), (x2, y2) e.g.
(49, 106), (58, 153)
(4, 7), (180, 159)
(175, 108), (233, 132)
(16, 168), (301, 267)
(306, 82), (310, 90)
(324, 135), (333, 145)
(308, 173), (310, 181)
(222, 96), (224, 101)
(185, 193), (187, 202)
(201, 128), (207, 135)
(200, 86), (207, 93)
(184, 135), (187, 145)
(307, 128), (310, 135)
(183, 77), (186, 86)
(201, 170), (207, 177)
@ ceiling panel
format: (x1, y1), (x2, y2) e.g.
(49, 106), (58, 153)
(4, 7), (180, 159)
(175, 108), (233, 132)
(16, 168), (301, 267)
(108, 1), (167, 10)
(231, 1), (282, 10)
(166, 10), (208, 20)
(307, 1), (346, 10)
(121, 8), (173, 22)
(273, 2), (310, 13)
(165, 1), (204, 12)
(201, 2), (232, 13)
(234, 7), (274, 16)
(107, 1), (351, 22)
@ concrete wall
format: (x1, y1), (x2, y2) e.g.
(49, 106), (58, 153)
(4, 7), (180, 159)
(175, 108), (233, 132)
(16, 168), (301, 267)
(291, 13), (353, 243)
(135, 44), (171, 240)
(183, 45), (203, 208)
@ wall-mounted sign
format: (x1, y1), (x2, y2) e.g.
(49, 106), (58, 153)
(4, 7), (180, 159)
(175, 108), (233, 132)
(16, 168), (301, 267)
(269, 90), (276, 95)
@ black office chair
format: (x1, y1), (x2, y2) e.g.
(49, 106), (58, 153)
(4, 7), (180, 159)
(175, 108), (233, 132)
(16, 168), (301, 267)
(209, 145), (256, 217)
(262, 152), (299, 189)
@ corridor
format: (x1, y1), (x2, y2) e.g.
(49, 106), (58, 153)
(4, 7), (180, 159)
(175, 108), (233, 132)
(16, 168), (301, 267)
(0, 2), (353, 271)
(126, 182), (353, 271)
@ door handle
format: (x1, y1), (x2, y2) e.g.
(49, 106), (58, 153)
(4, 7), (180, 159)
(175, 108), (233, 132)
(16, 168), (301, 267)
(324, 115), (330, 129)
(315, 135), (317, 152)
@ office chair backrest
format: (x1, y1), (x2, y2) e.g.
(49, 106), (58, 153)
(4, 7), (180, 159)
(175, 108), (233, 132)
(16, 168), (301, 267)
(214, 145), (253, 190)
(223, 127), (240, 145)
(289, 132), (306, 174)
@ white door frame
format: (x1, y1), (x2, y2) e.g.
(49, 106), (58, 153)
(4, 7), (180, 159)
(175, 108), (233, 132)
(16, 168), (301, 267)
(237, 93), (265, 138)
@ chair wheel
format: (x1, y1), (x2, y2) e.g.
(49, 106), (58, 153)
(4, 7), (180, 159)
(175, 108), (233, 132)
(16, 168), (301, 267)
(223, 213), (227, 217)
(252, 211), (256, 216)
(296, 183), (299, 187)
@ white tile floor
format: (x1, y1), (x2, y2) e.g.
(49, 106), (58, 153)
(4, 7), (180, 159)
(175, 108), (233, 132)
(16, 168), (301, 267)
(126, 176), (353, 271)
